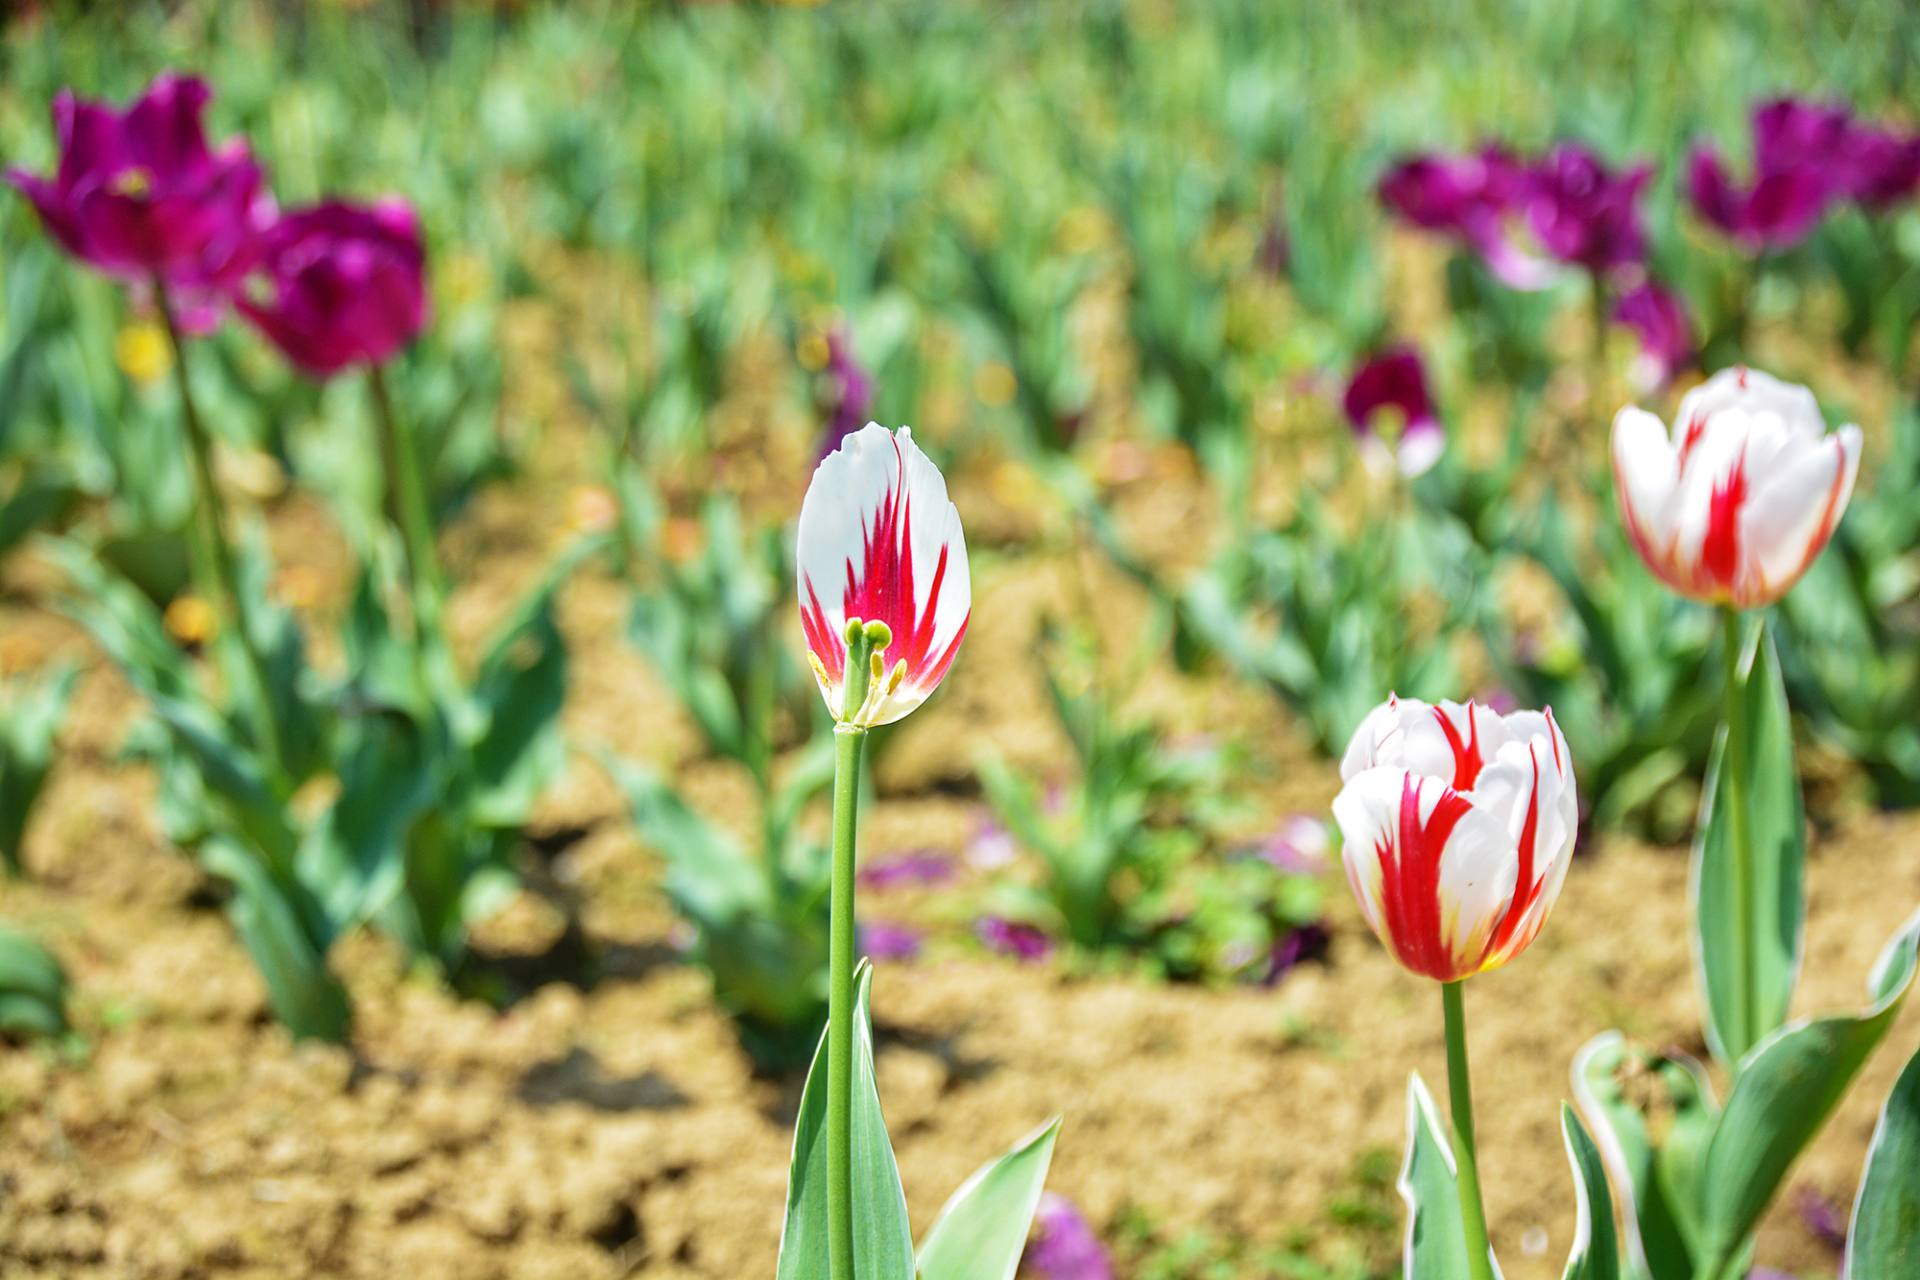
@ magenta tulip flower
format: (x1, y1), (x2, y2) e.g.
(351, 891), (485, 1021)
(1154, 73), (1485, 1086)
(237, 199), (428, 378)
(816, 327), (875, 462)
(1838, 121), (1920, 209)
(1343, 347), (1444, 477)
(1378, 147), (1553, 289)
(1023, 1194), (1113, 1280)
(1523, 144), (1651, 276)
(6, 73), (271, 330)
(1687, 99), (1857, 251)
(1613, 282), (1695, 391)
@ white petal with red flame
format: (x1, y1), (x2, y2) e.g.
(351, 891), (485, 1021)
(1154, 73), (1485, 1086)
(1333, 697), (1577, 982)
(1610, 366), (1860, 608)
(796, 423), (970, 726)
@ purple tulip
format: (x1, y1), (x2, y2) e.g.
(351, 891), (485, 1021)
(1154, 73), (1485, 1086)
(1022, 1194), (1112, 1280)
(976, 915), (1052, 963)
(816, 327), (875, 462)
(1253, 814), (1330, 875)
(1523, 144), (1651, 276)
(856, 849), (955, 891)
(237, 199), (428, 378)
(858, 919), (924, 963)
(1839, 121), (1920, 209)
(1752, 98), (1854, 177)
(6, 73), (271, 332)
(1378, 147), (1554, 289)
(1264, 921), (1332, 986)
(1687, 144), (1832, 252)
(1613, 282), (1694, 390)
(1342, 346), (1444, 477)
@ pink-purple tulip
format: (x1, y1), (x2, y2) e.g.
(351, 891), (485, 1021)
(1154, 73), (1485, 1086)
(1378, 147), (1553, 289)
(1343, 347), (1444, 477)
(797, 424), (970, 727)
(1838, 121), (1920, 209)
(857, 920), (924, 963)
(1522, 144), (1651, 276)
(976, 915), (1052, 962)
(6, 73), (270, 331)
(1613, 282), (1695, 391)
(855, 849), (955, 891)
(1333, 697), (1578, 983)
(237, 199), (428, 378)
(1611, 367), (1861, 608)
(1023, 1194), (1112, 1280)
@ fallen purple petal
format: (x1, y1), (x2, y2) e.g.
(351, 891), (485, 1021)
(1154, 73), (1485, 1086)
(977, 916), (1053, 963)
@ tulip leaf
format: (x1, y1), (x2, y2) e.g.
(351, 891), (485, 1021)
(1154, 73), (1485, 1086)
(1696, 909), (1920, 1270)
(0, 924), (69, 1040)
(776, 962), (914, 1280)
(0, 662), (77, 875)
(1570, 1033), (1719, 1280)
(200, 837), (350, 1043)
(1845, 1039), (1920, 1278)
(915, 1117), (1062, 1280)
(1692, 622), (1804, 1068)
(1398, 1072), (1479, 1279)
(1560, 1105), (1621, 1280)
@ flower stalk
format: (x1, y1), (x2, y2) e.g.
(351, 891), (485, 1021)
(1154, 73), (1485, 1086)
(828, 617), (886, 1280)
(155, 279), (285, 775)
(368, 363), (445, 637)
(1442, 981), (1496, 1280)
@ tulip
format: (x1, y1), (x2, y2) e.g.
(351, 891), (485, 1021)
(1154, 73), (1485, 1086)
(238, 199), (428, 378)
(1343, 347), (1444, 477)
(855, 849), (954, 890)
(1613, 281), (1695, 391)
(795, 421), (971, 1279)
(1522, 143), (1651, 277)
(1378, 147), (1554, 290)
(6, 73), (270, 332)
(1333, 693), (1577, 1280)
(976, 915), (1053, 962)
(816, 327), (875, 462)
(1334, 696), (1578, 984)
(1611, 367), (1861, 609)
(1023, 1194), (1113, 1280)
(1837, 121), (1920, 210)
(796, 423), (971, 728)
(1687, 147), (1831, 253)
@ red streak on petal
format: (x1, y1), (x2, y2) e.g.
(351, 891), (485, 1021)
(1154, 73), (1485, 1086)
(1433, 703), (1485, 789)
(1744, 433), (1851, 607)
(1482, 745), (1544, 963)
(1700, 450), (1748, 590)
(801, 578), (844, 682)
(1678, 413), (1709, 471)
(1375, 776), (1476, 981)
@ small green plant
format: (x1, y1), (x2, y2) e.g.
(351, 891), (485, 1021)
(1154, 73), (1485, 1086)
(0, 662), (76, 876)
(0, 924), (70, 1042)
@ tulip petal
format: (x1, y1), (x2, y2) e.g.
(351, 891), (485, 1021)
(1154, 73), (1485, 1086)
(1737, 424), (1860, 607)
(1611, 405), (1680, 557)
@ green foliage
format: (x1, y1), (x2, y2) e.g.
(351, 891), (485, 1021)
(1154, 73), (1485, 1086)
(1560, 1105), (1622, 1280)
(0, 924), (69, 1041)
(1847, 1039), (1920, 1279)
(1397, 1073), (1475, 1279)
(0, 661), (75, 875)
(915, 1118), (1061, 1280)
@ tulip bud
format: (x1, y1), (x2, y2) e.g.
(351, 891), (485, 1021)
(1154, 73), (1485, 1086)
(797, 424), (970, 727)
(1611, 366), (1861, 609)
(1333, 696), (1578, 982)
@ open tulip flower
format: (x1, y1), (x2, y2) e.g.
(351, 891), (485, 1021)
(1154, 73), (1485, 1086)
(1523, 142), (1651, 276)
(1612, 366), (1861, 609)
(796, 423), (971, 727)
(6, 73), (269, 331)
(1334, 696), (1578, 983)
(1377, 146), (1554, 290)
(239, 199), (428, 377)
(1342, 346), (1445, 477)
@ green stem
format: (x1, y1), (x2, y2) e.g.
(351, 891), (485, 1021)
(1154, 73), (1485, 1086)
(367, 364), (445, 637)
(154, 281), (286, 776)
(827, 623), (877, 1280)
(1721, 606), (1756, 1064)
(1442, 981), (1496, 1280)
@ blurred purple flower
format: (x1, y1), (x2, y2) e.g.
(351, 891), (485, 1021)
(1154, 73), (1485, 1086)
(1688, 99), (1861, 252)
(1022, 1194), (1112, 1280)
(1378, 146), (1555, 289)
(6, 73), (271, 332)
(857, 849), (955, 891)
(968, 813), (1019, 870)
(1523, 143), (1651, 276)
(1253, 814), (1330, 875)
(858, 920), (924, 963)
(1793, 1185), (1847, 1252)
(1343, 346), (1444, 477)
(238, 199), (428, 378)
(976, 915), (1052, 962)
(1839, 121), (1920, 209)
(1264, 921), (1332, 986)
(816, 327), (875, 461)
(1613, 281), (1695, 391)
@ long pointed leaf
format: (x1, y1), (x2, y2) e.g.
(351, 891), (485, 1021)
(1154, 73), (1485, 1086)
(1561, 1104), (1621, 1280)
(1399, 1072), (1478, 1280)
(1845, 1040), (1920, 1278)
(916, 1118), (1062, 1280)
(776, 963), (914, 1280)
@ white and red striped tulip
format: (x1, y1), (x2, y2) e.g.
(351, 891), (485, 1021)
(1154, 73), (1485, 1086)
(796, 423), (970, 728)
(1611, 366), (1861, 609)
(1333, 697), (1577, 983)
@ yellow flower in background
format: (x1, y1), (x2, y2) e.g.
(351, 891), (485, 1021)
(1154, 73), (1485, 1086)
(115, 321), (171, 385)
(163, 595), (219, 646)
(974, 361), (1017, 408)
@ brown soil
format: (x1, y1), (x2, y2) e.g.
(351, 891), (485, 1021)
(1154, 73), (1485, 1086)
(3, 237), (1916, 1280)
